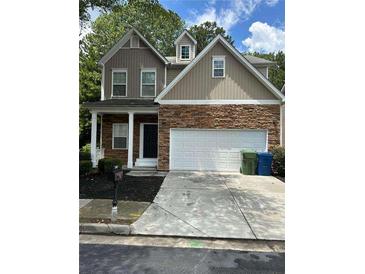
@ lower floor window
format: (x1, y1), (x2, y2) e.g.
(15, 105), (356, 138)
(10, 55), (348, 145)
(112, 123), (128, 149)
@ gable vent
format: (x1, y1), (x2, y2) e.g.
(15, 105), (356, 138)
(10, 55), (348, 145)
(131, 34), (140, 48)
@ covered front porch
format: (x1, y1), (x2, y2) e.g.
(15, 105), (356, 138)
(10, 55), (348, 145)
(84, 100), (159, 168)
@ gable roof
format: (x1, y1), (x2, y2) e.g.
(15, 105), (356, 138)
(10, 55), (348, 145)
(174, 29), (197, 45)
(155, 35), (285, 102)
(99, 27), (169, 65)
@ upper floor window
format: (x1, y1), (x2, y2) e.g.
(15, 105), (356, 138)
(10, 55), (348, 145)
(180, 45), (190, 60)
(212, 56), (225, 78)
(141, 69), (156, 97)
(112, 123), (128, 149)
(112, 69), (127, 97)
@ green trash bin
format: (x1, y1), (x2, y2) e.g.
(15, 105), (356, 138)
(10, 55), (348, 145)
(240, 149), (257, 175)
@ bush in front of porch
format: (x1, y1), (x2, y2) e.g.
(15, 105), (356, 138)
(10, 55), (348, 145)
(98, 158), (123, 174)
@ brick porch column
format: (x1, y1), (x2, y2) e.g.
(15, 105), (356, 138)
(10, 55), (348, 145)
(90, 111), (98, 167)
(127, 112), (134, 168)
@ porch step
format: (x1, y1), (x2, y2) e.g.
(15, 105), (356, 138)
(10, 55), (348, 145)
(135, 158), (157, 167)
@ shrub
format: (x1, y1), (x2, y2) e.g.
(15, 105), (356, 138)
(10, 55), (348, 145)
(79, 160), (92, 175)
(98, 158), (122, 174)
(80, 144), (91, 153)
(79, 151), (91, 160)
(271, 146), (285, 177)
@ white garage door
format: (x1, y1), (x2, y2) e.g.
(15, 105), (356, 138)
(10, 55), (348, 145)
(170, 129), (267, 172)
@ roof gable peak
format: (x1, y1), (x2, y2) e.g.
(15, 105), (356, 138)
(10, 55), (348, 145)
(99, 27), (168, 65)
(174, 29), (197, 45)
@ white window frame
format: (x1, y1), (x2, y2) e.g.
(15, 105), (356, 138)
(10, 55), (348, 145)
(111, 69), (128, 97)
(130, 34), (140, 48)
(112, 123), (128, 150)
(180, 44), (191, 60)
(212, 56), (225, 78)
(140, 68), (157, 97)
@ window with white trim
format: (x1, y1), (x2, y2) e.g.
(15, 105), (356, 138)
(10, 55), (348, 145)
(180, 45), (190, 60)
(141, 69), (156, 97)
(112, 123), (128, 149)
(212, 56), (225, 78)
(112, 70), (127, 97)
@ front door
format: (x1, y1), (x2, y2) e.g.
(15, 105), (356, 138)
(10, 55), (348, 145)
(143, 124), (158, 158)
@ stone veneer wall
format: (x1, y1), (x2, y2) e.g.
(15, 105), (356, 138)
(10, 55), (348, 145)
(157, 105), (280, 171)
(102, 114), (158, 165)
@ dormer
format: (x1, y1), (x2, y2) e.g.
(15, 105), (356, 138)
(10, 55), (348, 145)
(174, 30), (197, 64)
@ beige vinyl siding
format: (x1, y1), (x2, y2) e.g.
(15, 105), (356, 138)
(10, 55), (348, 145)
(121, 38), (147, 48)
(104, 48), (165, 99)
(176, 35), (195, 62)
(255, 66), (268, 78)
(166, 67), (183, 85)
(164, 42), (277, 100)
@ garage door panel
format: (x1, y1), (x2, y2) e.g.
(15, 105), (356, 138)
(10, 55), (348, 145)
(170, 129), (267, 172)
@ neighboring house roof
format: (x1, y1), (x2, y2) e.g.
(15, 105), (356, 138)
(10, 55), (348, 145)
(165, 56), (189, 66)
(99, 27), (169, 65)
(155, 35), (285, 102)
(83, 99), (158, 108)
(281, 84), (285, 95)
(174, 29), (197, 45)
(243, 55), (275, 66)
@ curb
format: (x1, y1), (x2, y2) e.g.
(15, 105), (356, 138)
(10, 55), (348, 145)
(80, 223), (131, 235)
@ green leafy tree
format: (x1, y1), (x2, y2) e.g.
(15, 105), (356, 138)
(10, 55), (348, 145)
(188, 21), (234, 54)
(244, 51), (285, 90)
(79, 0), (120, 24)
(79, 0), (185, 147)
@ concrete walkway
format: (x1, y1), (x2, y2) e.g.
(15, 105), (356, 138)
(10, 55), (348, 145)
(131, 172), (284, 240)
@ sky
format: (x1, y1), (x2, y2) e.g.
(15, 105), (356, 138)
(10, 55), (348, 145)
(89, 0), (285, 53)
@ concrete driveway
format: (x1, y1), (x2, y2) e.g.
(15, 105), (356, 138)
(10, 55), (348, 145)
(131, 171), (284, 240)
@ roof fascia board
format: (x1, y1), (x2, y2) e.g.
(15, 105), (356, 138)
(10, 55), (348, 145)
(99, 28), (169, 65)
(174, 30), (197, 45)
(84, 106), (159, 113)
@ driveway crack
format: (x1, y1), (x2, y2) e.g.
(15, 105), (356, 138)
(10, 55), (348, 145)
(221, 175), (258, 239)
(154, 203), (208, 236)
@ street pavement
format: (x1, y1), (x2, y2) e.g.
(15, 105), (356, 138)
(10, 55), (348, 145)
(80, 243), (284, 273)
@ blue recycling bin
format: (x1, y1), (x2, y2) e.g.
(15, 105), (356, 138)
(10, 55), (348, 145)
(257, 152), (273, 176)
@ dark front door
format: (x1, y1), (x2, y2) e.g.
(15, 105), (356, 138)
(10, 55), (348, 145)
(143, 124), (158, 158)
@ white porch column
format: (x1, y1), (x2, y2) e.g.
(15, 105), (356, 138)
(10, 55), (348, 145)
(127, 112), (134, 168)
(90, 111), (98, 167)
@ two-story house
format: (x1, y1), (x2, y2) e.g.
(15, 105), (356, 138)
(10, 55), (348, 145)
(84, 28), (285, 172)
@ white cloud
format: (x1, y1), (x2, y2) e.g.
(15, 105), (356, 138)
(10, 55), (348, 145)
(242, 21), (285, 53)
(187, 0), (279, 31)
(265, 0), (279, 7)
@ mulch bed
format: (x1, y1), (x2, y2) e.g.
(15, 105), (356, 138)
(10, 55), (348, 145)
(79, 172), (165, 202)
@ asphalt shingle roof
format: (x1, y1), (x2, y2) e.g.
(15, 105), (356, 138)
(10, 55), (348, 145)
(165, 55), (274, 66)
(242, 55), (275, 65)
(83, 99), (158, 108)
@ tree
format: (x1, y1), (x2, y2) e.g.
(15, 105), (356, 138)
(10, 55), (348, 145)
(79, 0), (185, 147)
(244, 51), (285, 90)
(188, 21), (234, 54)
(79, 0), (120, 25)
